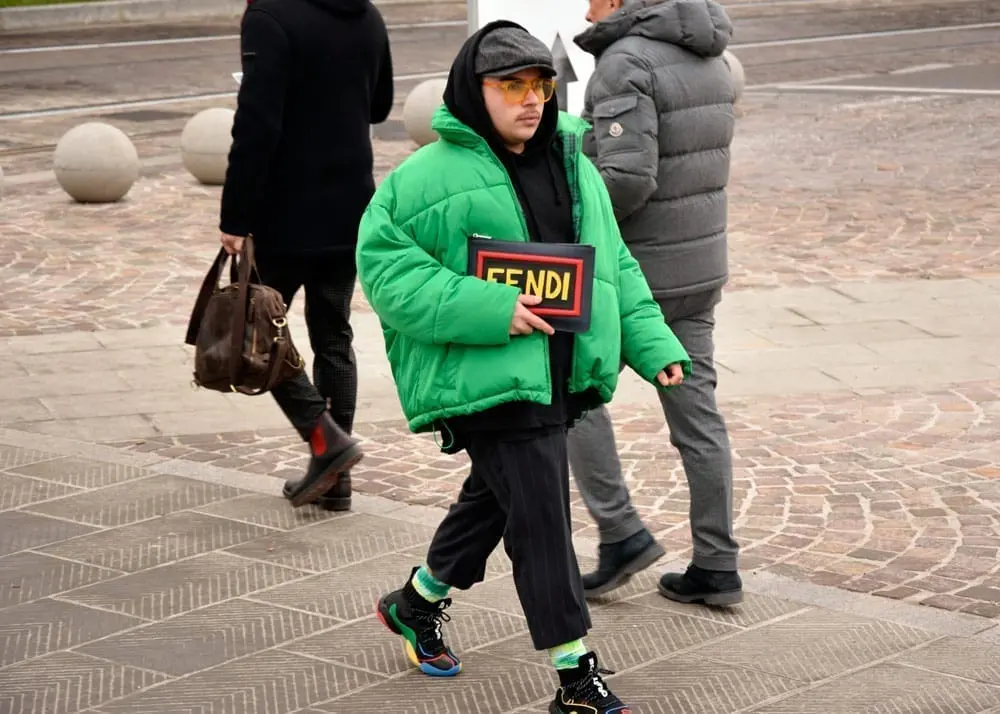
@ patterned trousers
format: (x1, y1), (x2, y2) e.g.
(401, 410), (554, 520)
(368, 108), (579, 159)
(254, 252), (358, 439)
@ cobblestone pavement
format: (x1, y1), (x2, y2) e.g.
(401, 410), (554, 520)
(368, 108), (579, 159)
(1, 430), (999, 713)
(112, 379), (1000, 619)
(2, 92), (998, 336)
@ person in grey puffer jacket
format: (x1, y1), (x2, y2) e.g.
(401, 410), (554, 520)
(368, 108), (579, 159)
(567, 0), (743, 605)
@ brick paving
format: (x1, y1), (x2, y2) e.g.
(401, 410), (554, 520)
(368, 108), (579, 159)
(112, 379), (1000, 620)
(2, 93), (999, 337)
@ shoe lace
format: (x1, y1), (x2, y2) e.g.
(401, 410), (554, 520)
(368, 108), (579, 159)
(413, 597), (452, 654)
(565, 664), (618, 705)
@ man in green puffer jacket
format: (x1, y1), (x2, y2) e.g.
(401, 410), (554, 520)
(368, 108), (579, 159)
(358, 20), (690, 714)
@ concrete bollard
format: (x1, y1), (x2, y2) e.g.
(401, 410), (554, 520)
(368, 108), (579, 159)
(723, 50), (745, 103)
(402, 78), (448, 147)
(181, 107), (235, 185)
(53, 122), (139, 203)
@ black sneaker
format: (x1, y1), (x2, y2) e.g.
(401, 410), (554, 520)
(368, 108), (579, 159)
(550, 652), (631, 714)
(658, 563), (743, 606)
(583, 529), (666, 598)
(283, 471), (352, 511)
(376, 568), (462, 677)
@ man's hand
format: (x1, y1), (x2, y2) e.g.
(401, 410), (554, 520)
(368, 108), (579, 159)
(656, 363), (685, 387)
(221, 233), (245, 255)
(510, 294), (555, 336)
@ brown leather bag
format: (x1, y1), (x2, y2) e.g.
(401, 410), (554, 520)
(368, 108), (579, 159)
(185, 237), (305, 395)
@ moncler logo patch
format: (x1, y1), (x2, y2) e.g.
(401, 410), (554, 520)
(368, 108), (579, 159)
(609, 122), (623, 138)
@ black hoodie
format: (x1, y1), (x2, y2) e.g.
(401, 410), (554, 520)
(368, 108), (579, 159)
(220, 0), (394, 255)
(443, 21), (584, 440)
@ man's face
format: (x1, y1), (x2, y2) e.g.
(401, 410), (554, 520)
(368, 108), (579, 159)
(481, 68), (555, 152)
(585, 0), (622, 23)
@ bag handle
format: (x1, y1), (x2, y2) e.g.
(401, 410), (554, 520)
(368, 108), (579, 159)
(185, 246), (230, 347)
(228, 236), (258, 390)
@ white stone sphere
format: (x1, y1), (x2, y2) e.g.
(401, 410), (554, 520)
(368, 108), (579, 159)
(723, 50), (745, 102)
(402, 78), (448, 147)
(181, 107), (235, 185)
(53, 122), (139, 203)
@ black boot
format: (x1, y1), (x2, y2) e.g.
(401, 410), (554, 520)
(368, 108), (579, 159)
(658, 563), (743, 606)
(287, 412), (362, 508)
(283, 471), (351, 511)
(550, 652), (629, 714)
(582, 529), (665, 598)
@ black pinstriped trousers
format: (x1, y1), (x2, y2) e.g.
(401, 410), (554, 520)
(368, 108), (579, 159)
(254, 254), (358, 439)
(426, 426), (592, 651)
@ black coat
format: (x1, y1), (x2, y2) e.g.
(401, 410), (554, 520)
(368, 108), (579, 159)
(220, 0), (394, 255)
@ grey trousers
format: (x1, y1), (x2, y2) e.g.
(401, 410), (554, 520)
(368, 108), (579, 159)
(566, 289), (740, 572)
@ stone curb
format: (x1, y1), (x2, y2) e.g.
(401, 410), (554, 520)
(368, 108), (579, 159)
(0, 423), (997, 643)
(0, 0), (457, 32)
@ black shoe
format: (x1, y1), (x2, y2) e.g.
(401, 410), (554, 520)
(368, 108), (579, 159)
(283, 471), (352, 511)
(288, 412), (362, 508)
(550, 652), (630, 714)
(582, 529), (666, 598)
(376, 568), (462, 677)
(658, 563), (743, 606)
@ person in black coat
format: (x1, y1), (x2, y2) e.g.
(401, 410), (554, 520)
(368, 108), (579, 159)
(219, 0), (394, 510)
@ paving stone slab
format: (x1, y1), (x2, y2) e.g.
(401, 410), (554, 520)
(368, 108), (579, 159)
(0, 651), (168, 714)
(95, 649), (381, 714)
(0, 510), (97, 556)
(750, 662), (1000, 713)
(609, 654), (806, 713)
(287, 602), (527, 677)
(252, 551), (428, 622)
(37, 511), (278, 573)
(225, 513), (437, 573)
(317, 651), (554, 713)
(0, 444), (59, 470)
(627, 591), (810, 629)
(78, 598), (336, 676)
(0, 471), (81, 510)
(193, 493), (343, 531)
(7, 456), (155, 489)
(490, 602), (738, 673)
(692, 609), (938, 683)
(57, 551), (309, 621)
(0, 598), (141, 668)
(22, 473), (245, 528)
(894, 636), (1000, 685)
(749, 320), (931, 348)
(0, 552), (123, 610)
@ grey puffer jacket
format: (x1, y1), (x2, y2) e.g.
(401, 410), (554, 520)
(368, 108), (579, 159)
(574, 0), (735, 298)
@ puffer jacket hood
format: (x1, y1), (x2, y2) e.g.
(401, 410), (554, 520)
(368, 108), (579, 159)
(301, 0), (369, 16)
(575, 0), (732, 58)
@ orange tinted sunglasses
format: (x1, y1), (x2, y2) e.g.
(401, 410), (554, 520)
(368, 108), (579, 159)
(483, 77), (557, 104)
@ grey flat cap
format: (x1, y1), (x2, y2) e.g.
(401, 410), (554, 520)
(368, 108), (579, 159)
(475, 26), (556, 78)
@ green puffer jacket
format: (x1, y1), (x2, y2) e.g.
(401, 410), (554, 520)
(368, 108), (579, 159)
(356, 105), (691, 434)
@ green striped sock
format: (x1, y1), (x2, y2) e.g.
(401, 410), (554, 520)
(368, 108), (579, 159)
(411, 565), (450, 603)
(549, 639), (587, 671)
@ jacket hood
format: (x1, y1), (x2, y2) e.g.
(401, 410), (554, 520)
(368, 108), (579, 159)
(300, 0), (369, 16)
(575, 0), (732, 58)
(442, 19), (560, 159)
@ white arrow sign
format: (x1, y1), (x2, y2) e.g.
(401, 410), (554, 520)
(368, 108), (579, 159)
(468, 0), (594, 116)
